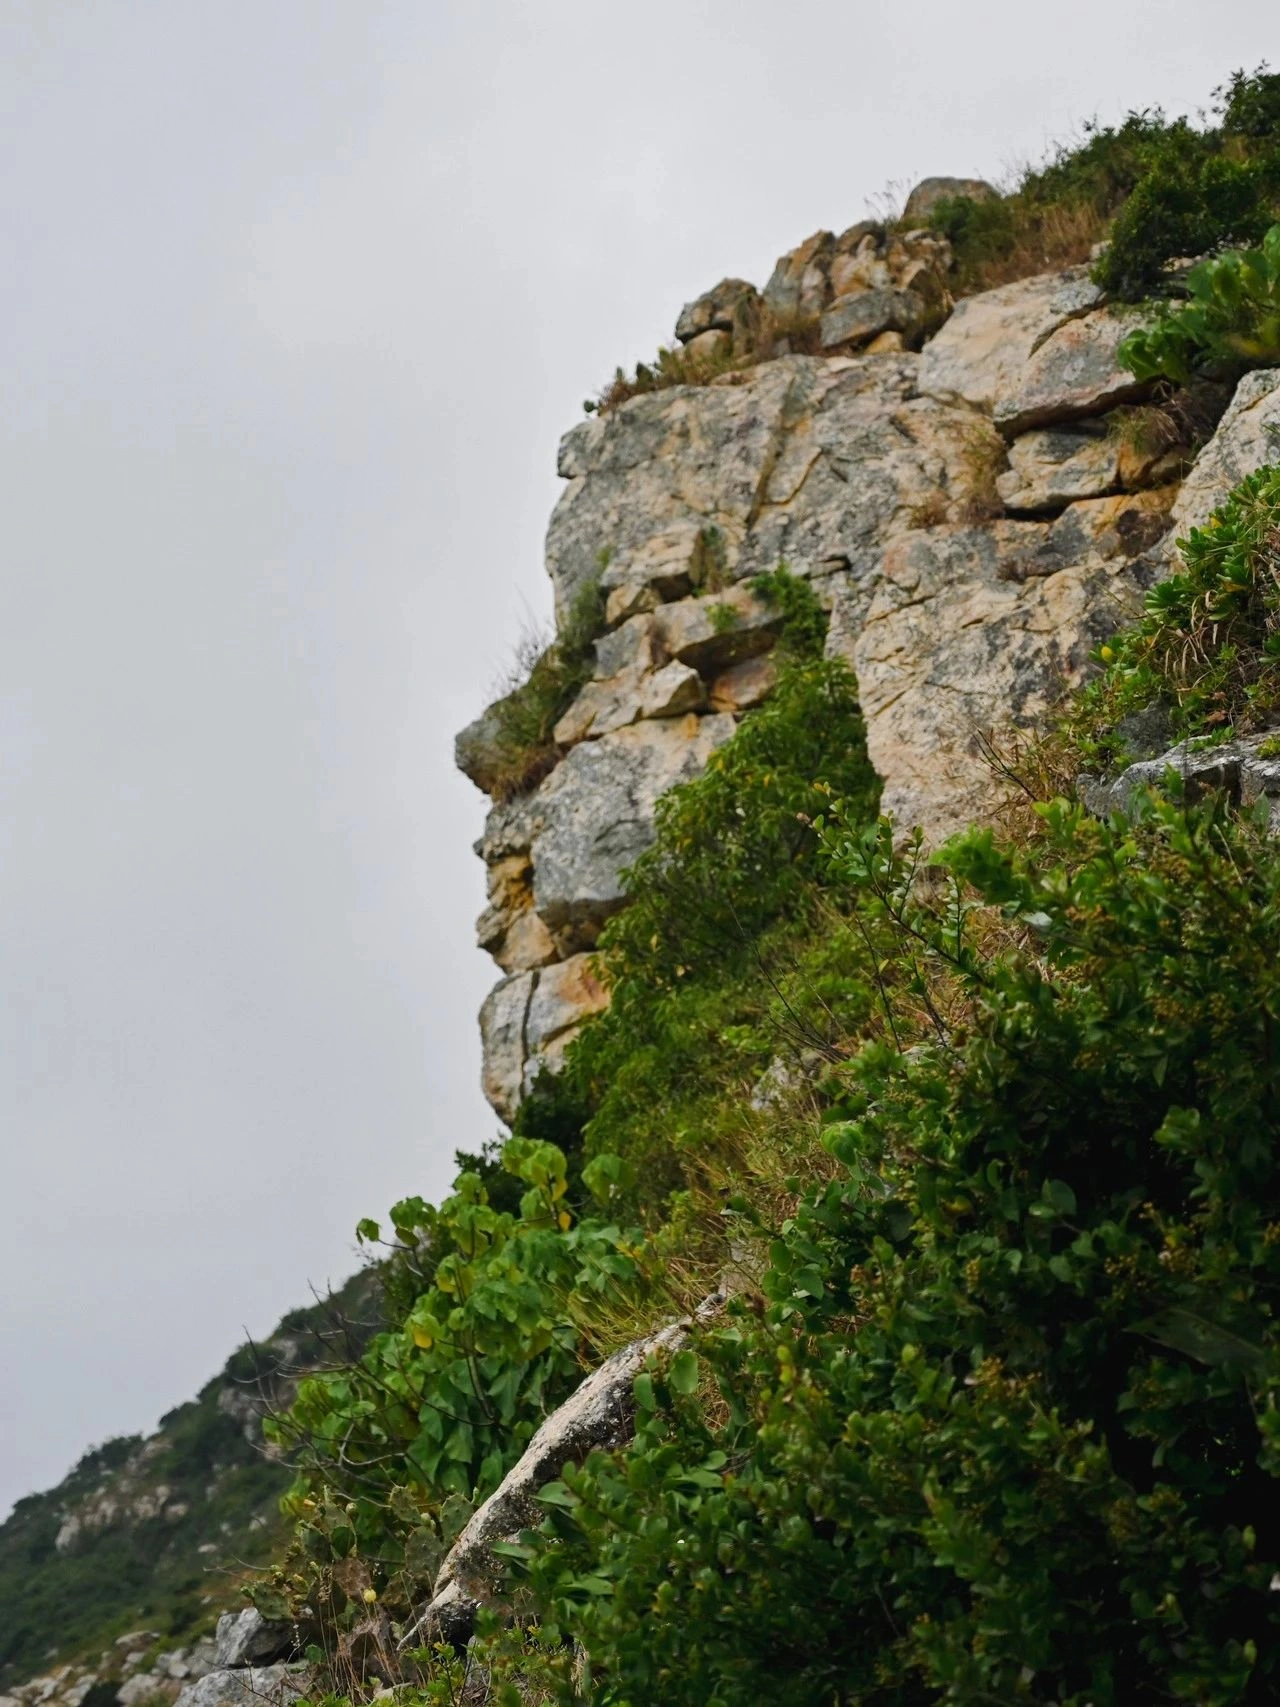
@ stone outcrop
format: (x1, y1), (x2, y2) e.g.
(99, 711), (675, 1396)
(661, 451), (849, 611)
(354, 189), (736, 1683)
(459, 181), (1280, 1123)
(1166, 367), (1280, 539)
(1079, 732), (1280, 828)
(172, 1668), (308, 1707)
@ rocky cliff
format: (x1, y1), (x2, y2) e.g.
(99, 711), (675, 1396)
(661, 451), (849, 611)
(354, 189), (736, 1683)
(456, 196), (1280, 1124)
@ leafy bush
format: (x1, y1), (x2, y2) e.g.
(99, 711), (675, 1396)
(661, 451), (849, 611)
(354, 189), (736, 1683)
(516, 792), (1280, 1704)
(529, 578), (882, 1200)
(1118, 224), (1280, 383)
(927, 71), (1280, 301)
(1063, 464), (1280, 765)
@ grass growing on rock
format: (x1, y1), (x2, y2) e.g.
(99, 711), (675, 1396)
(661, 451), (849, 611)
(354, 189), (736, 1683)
(481, 572), (607, 802)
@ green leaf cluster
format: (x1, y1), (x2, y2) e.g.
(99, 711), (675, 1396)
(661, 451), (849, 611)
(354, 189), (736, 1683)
(1118, 225), (1280, 384)
(1065, 464), (1280, 761)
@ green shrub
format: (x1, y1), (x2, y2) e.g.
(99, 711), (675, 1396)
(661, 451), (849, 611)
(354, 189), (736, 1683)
(925, 72), (1280, 302)
(1118, 224), (1280, 383)
(1065, 464), (1280, 763)
(516, 792), (1280, 1704)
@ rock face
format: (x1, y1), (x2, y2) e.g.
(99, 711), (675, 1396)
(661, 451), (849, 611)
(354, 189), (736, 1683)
(460, 213), (1280, 1121)
(1167, 368), (1280, 538)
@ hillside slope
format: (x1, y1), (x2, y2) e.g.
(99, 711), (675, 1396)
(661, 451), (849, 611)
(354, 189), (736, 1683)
(0, 1268), (380, 1698)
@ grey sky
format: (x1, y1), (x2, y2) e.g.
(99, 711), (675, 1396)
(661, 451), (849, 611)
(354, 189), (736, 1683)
(0, 0), (1274, 1519)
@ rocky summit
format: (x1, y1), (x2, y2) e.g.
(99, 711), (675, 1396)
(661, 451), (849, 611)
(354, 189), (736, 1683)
(456, 214), (1280, 1126)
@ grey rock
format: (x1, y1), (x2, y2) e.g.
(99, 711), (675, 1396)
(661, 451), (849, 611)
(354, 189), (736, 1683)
(996, 427), (1120, 512)
(213, 1611), (296, 1671)
(763, 229), (837, 320)
(479, 972), (537, 1126)
(917, 268), (1093, 412)
(901, 176), (999, 224)
(820, 287), (928, 352)
(1079, 732), (1280, 825)
(521, 953), (611, 1097)
(172, 1669), (308, 1707)
(651, 586), (782, 673)
(455, 698), (515, 798)
(674, 278), (761, 353)
(831, 488), (1175, 841)
(529, 713), (736, 945)
(993, 309), (1151, 436)
(118, 1676), (172, 1707)
(553, 657), (705, 746)
(1167, 367), (1280, 542)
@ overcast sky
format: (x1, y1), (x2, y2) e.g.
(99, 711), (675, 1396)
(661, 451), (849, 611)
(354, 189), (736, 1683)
(0, 0), (1274, 1519)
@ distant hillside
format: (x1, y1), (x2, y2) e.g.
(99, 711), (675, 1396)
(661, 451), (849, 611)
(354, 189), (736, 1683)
(0, 1267), (382, 1691)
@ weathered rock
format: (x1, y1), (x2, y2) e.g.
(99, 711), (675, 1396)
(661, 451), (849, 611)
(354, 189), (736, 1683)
(820, 287), (931, 352)
(917, 268), (1094, 412)
(529, 713), (736, 946)
(522, 953), (611, 1095)
(674, 278), (762, 355)
(475, 853), (559, 975)
(118, 1676), (177, 1707)
(599, 519), (715, 626)
(902, 176), (999, 224)
(402, 1296), (724, 1652)
(553, 657), (706, 746)
(762, 230), (836, 320)
(1079, 732), (1280, 829)
(709, 653), (777, 712)
(172, 1668), (307, 1707)
(830, 490), (1175, 841)
(479, 972), (537, 1125)
(993, 309), (1150, 436)
(213, 1610), (296, 1671)
(651, 585), (782, 672)
(684, 327), (732, 364)
(455, 697), (517, 798)
(996, 427), (1120, 511)
(1166, 367), (1280, 540)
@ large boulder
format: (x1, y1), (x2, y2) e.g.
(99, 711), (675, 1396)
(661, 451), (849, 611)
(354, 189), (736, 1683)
(997, 426), (1121, 512)
(528, 712), (736, 946)
(212, 1611), (296, 1671)
(1167, 367), (1280, 539)
(830, 489), (1176, 841)
(1079, 732), (1280, 828)
(820, 286), (932, 351)
(916, 268), (1102, 412)
(901, 176), (999, 224)
(992, 309), (1151, 435)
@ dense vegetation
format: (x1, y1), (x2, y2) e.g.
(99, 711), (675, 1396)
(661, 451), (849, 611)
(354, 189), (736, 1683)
(0, 1272), (380, 1690)
(930, 67), (1280, 299)
(249, 475), (1280, 1703)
